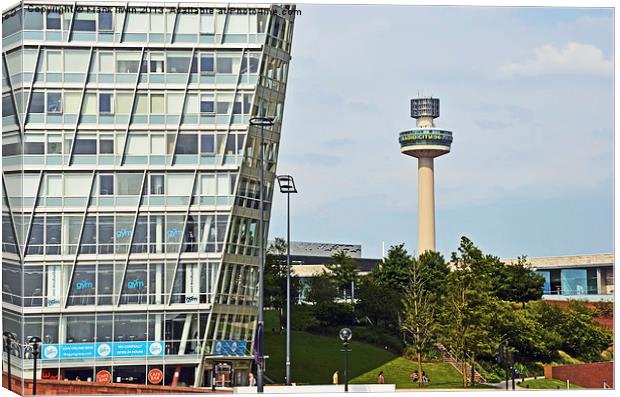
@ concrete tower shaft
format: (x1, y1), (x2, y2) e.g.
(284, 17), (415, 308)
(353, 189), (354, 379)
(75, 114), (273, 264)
(398, 97), (453, 254)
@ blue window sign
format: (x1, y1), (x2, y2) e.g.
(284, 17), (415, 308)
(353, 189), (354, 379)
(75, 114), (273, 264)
(212, 340), (247, 356)
(41, 341), (164, 360)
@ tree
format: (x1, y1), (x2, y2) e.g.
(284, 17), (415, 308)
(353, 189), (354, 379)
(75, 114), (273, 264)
(265, 238), (300, 329)
(415, 251), (450, 299)
(439, 237), (499, 388)
(401, 261), (437, 387)
(325, 250), (359, 302)
(494, 256), (545, 307)
(306, 273), (338, 306)
(373, 244), (413, 294)
(355, 274), (400, 327)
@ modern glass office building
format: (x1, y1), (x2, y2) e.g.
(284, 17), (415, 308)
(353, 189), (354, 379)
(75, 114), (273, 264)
(2, 1), (295, 389)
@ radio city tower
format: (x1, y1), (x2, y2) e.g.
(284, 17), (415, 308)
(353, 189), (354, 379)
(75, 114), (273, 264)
(398, 97), (453, 254)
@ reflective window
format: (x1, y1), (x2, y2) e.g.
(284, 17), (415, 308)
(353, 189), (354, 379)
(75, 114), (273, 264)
(201, 135), (215, 154)
(98, 11), (113, 31)
(47, 92), (62, 113)
(24, 10), (43, 30)
(99, 175), (114, 195)
(46, 12), (61, 30)
(74, 138), (97, 155)
(99, 93), (113, 114)
(176, 135), (198, 155)
(68, 265), (96, 306)
(30, 92), (45, 113)
(98, 216), (114, 254)
(150, 175), (165, 195)
(73, 13), (96, 32)
(200, 54), (214, 73)
(166, 56), (191, 73)
(216, 57), (233, 73)
(66, 315), (95, 343)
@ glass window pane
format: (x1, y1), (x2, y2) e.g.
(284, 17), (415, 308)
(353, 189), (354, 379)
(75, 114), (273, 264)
(47, 12), (61, 29)
(30, 92), (45, 113)
(166, 56), (190, 73)
(100, 175), (114, 195)
(201, 135), (215, 154)
(127, 135), (148, 155)
(150, 95), (164, 113)
(98, 11), (113, 31)
(74, 13), (96, 32)
(117, 174), (143, 195)
(99, 53), (113, 72)
(47, 92), (62, 113)
(175, 135), (198, 155)
(64, 92), (81, 113)
(24, 10), (44, 30)
(99, 93), (113, 113)
(47, 51), (62, 72)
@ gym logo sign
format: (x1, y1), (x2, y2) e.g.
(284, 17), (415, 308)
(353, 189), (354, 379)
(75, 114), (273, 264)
(76, 280), (94, 290)
(127, 279), (144, 289)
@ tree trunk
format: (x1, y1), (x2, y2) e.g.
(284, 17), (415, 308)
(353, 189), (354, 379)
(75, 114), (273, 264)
(462, 361), (468, 388)
(470, 357), (476, 385)
(417, 352), (423, 388)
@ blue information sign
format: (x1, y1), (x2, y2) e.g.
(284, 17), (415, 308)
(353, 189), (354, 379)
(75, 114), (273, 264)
(212, 340), (247, 356)
(41, 341), (164, 360)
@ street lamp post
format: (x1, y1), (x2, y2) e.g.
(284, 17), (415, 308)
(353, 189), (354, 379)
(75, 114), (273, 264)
(249, 116), (275, 393)
(276, 175), (298, 386)
(3, 332), (16, 392)
(339, 328), (352, 392)
(29, 336), (41, 395)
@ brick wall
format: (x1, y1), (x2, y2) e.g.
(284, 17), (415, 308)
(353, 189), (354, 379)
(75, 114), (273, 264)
(544, 362), (613, 388)
(3, 373), (230, 395)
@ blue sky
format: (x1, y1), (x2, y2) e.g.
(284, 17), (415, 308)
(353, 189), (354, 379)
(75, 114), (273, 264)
(268, 5), (614, 259)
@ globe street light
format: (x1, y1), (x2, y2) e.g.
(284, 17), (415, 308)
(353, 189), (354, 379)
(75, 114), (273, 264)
(28, 336), (41, 395)
(249, 116), (275, 393)
(339, 328), (352, 392)
(276, 174), (298, 386)
(3, 332), (16, 392)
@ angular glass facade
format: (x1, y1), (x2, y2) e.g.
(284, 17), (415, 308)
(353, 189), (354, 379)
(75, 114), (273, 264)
(2, 2), (295, 389)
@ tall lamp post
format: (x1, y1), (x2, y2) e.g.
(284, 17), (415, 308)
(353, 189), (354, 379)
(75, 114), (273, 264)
(276, 175), (298, 386)
(249, 116), (275, 393)
(339, 328), (352, 392)
(29, 336), (41, 395)
(3, 331), (16, 392)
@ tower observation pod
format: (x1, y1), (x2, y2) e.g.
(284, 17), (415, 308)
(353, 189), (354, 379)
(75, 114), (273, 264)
(398, 97), (453, 254)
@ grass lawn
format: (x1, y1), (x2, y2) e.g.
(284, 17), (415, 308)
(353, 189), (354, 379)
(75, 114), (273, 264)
(351, 357), (467, 389)
(518, 378), (584, 389)
(264, 310), (475, 389)
(264, 310), (395, 384)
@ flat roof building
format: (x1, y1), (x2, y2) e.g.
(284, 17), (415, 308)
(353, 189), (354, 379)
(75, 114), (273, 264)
(2, 1), (296, 390)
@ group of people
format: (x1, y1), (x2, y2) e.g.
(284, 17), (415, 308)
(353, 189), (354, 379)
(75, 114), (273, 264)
(411, 370), (430, 383)
(330, 369), (429, 385)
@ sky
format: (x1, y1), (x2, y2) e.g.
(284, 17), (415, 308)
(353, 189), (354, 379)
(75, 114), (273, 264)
(268, 5), (614, 260)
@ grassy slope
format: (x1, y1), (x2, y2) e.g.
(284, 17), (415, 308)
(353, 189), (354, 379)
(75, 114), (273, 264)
(351, 357), (466, 389)
(519, 378), (584, 389)
(263, 310), (464, 388)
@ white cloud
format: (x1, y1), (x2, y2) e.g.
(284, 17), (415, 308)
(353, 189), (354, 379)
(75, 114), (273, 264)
(494, 42), (612, 79)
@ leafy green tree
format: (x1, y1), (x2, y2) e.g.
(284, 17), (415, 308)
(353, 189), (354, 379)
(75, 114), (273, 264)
(325, 250), (359, 301)
(494, 257), (545, 307)
(415, 251), (450, 298)
(401, 261), (437, 387)
(265, 238), (301, 328)
(373, 244), (413, 294)
(355, 274), (401, 327)
(439, 237), (499, 387)
(306, 273), (338, 305)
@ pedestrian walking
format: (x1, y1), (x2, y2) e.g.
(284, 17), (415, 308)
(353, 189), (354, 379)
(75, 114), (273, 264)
(332, 370), (339, 385)
(378, 371), (385, 384)
(248, 372), (256, 386)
